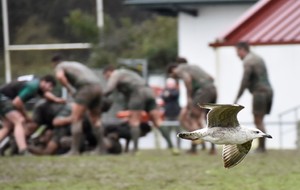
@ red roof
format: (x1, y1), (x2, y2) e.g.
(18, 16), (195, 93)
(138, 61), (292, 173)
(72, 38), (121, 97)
(210, 0), (300, 47)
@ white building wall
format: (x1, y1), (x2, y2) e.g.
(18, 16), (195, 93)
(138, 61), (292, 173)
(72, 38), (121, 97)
(177, 4), (300, 149)
(178, 4), (251, 76)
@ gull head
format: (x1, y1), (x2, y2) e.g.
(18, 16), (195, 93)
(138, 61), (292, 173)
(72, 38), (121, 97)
(247, 128), (272, 140)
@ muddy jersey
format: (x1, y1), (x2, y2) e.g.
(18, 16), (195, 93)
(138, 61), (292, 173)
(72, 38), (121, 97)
(104, 69), (146, 97)
(55, 61), (101, 89)
(237, 52), (272, 97)
(0, 79), (42, 102)
(175, 64), (214, 93)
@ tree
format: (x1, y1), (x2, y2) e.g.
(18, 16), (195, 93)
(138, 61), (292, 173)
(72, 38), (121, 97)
(90, 15), (178, 71)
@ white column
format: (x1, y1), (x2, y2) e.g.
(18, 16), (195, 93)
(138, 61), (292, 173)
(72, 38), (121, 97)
(96, 0), (104, 29)
(2, 0), (11, 82)
(214, 47), (220, 94)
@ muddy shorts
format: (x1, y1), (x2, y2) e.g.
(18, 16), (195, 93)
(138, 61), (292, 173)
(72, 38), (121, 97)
(74, 84), (102, 112)
(128, 87), (157, 112)
(0, 93), (15, 117)
(192, 85), (217, 105)
(252, 89), (273, 115)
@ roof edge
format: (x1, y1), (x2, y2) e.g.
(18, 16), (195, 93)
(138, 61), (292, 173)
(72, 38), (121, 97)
(210, 41), (300, 48)
(124, 0), (257, 6)
(215, 0), (271, 42)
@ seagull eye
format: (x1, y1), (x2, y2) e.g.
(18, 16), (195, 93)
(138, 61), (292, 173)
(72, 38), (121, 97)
(254, 131), (259, 134)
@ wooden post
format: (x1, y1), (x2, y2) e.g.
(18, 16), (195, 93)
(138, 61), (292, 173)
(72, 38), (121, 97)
(297, 122), (300, 150)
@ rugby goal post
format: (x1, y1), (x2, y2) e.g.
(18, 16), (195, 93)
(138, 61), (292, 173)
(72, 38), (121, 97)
(1, 0), (104, 82)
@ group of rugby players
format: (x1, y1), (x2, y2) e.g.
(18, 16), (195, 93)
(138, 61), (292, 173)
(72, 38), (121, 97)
(0, 42), (273, 156)
(0, 54), (215, 156)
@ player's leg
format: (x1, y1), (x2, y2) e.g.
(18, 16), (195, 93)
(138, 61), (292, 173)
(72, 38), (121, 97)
(68, 103), (86, 155)
(127, 89), (147, 154)
(5, 111), (28, 154)
(150, 108), (173, 149)
(175, 122), (181, 149)
(252, 91), (270, 153)
(188, 88), (210, 154)
(29, 140), (58, 155)
(179, 107), (193, 131)
(196, 86), (218, 155)
(88, 111), (105, 154)
(128, 110), (142, 154)
(0, 96), (27, 154)
(146, 94), (175, 151)
(124, 138), (130, 153)
(87, 85), (105, 154)
(254, 114), (266, 133)
(43, 140), (59, 155)
(188, 107), (204, 154)
(24, 121), (39, 137)
(0, 118), (12, 142)
(151, 109), (174, 149)
(254, 114), (266, 152)
(67, 85), (98, 155)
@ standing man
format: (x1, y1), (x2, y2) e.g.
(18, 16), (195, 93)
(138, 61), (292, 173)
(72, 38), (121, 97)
(0, 75), (59, 155)
(52, 55), (105, 155)
(167, 63), (217, 154)
(103, 65), (174, 154)
(234, 42), (273, 153)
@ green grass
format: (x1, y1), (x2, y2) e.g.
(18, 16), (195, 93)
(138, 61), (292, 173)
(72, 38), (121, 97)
(0, 149), (300, 190)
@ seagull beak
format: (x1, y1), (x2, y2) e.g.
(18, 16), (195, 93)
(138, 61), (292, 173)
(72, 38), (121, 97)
(263, 134), (272, 138)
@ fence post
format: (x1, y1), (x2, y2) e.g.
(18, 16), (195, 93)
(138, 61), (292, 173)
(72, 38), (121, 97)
(279, 115), (282, 149)
(297, 122), (300, 150)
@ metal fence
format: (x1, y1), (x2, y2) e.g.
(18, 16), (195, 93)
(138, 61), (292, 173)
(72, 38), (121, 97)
(278, 105), (300, 149)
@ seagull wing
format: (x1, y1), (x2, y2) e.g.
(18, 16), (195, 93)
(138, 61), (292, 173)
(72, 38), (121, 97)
(199, 103), (244, 128)
(222, 140), (252, 169)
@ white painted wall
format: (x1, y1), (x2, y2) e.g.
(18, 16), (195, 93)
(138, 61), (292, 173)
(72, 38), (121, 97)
(177, 4), (300, 149)
(178, 4), (251, 76)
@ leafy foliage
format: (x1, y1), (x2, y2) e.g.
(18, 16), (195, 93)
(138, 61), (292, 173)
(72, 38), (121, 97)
(64, 10), (100, 43)
(90, 15), (178, 71)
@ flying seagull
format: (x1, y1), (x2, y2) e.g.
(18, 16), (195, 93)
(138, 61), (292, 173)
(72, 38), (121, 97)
(177, 103), (272, 168)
